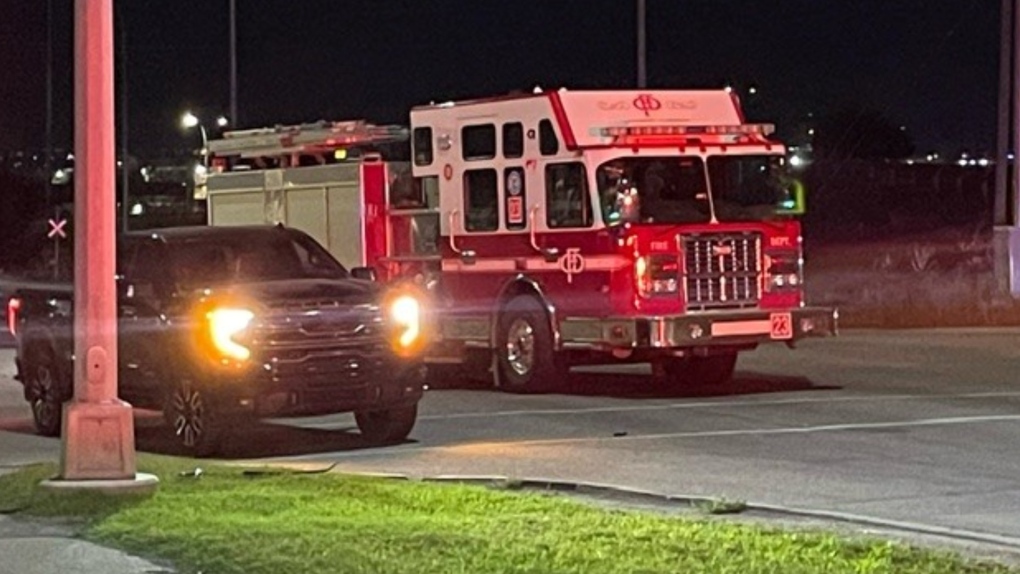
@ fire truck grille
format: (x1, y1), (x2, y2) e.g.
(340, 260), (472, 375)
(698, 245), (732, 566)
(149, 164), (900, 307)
(253, 303), (389, 386)
(683, 233), (762, 310)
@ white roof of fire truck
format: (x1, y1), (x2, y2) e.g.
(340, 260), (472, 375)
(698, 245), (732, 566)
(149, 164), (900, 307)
(411, 89), (776, 149)
(207, 119), (409, 159)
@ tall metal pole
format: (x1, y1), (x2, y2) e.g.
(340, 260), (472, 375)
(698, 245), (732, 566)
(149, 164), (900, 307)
(637, 0), (647, 88)
(1013, 0), (1020, 219)
(45, 0), (57, 279)
(60, 0), (137, 482)
(118, 2), (129, 232)
(229, 0), (237, 125)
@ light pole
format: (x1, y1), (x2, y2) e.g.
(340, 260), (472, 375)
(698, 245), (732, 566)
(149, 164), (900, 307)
(637, 0), (647, 88)
(43, 0), (156, 494)
(181, 111), (208, 167)
(181, 112), (228, 167)
(229, 0), (238, 126)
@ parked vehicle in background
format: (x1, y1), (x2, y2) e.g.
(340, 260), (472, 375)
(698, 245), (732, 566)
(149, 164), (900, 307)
(203, 88), (837, 392)
(7, 225), (427, 455)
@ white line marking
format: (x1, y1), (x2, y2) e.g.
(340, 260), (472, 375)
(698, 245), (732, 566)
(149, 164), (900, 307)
(498, 414), (1020, 447)
(411, 391), (1020, 422)
(269, 413), (1020, 463)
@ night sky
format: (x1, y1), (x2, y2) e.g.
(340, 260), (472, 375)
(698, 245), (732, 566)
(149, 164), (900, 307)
(0, 0), (1002, 158)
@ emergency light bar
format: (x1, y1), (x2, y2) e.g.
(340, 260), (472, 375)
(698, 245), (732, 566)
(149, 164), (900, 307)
(600, 123), (775, 138)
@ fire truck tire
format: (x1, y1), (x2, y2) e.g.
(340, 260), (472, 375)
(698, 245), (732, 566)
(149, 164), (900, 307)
(496, 296), (564, 393)
(662, 353), (738, 387)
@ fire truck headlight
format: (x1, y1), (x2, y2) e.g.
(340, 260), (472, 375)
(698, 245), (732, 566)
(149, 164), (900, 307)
(389, 294), (422, 353)
(636, 255), (680, 298)
(207, 308), (255, 361)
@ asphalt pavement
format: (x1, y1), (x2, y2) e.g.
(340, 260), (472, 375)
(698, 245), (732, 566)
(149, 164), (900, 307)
(4, 330), (1020, 571)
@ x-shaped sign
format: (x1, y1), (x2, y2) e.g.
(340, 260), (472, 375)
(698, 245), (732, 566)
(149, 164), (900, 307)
(47, 218), (67, 239)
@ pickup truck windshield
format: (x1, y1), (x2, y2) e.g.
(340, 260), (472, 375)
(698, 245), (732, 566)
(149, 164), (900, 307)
(597, 155), (791, 225)
(170, 231), (348, 287)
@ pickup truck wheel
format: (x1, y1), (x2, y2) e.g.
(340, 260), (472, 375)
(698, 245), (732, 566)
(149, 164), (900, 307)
(496, 296), (564, 393)
(164, 379), (223, 457)
(25, 348), (66, 437)
(355, 404), (417, 445)
(662, 353), (738, 387)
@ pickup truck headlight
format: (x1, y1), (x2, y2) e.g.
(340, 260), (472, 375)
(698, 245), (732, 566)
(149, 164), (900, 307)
(388, 294), (422, 354)
(207, 308), (255, 361)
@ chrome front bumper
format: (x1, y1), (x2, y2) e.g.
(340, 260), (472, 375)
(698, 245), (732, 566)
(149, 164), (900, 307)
(558, 307), (838, 350)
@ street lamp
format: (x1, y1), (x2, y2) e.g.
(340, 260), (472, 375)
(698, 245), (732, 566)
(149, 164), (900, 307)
(181, 112), (228, 167)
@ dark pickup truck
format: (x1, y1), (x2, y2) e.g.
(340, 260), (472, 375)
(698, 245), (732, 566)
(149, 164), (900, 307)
(7, 225), (426, 455)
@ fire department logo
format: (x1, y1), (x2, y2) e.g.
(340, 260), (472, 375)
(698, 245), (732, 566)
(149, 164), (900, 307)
(633, 94), (662, 117)
(558, 248), (585, 284)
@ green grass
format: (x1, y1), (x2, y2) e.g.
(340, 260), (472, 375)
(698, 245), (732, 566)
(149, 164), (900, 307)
(0, 455), (1015, 574)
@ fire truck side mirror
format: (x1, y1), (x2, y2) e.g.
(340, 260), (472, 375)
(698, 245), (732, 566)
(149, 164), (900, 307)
(351, 266), (378, 282)
(541, 247), (560, 263)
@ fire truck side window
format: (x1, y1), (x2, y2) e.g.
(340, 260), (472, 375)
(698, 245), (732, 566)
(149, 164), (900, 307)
(545, 163), (592, 229)
(502, 122), (524, 158)
(464, 169), (499, 232)
(539, 119), (559, 156)
(413, 127), (433, 166)
(462, 124), (497, 160)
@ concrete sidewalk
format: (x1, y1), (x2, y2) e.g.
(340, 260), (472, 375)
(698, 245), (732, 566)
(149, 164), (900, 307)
(0, 431), (172, 574)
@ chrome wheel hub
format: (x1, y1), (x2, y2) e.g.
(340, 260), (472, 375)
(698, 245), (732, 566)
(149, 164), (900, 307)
(505, 318), (535, 376)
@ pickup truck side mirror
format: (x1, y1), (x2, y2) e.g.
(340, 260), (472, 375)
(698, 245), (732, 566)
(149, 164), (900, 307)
(351, 266), (377, 282)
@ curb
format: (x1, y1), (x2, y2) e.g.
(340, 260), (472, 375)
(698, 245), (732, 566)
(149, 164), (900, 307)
(390, 473), (1020, 553)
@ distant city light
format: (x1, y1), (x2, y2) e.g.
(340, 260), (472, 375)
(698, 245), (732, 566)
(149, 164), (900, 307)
(807, 128), (815, 136)
(748, 86), (758, 95)
(217, 116), (229, 128)
(130, 203), (144, 216)
(978, 158), (990, 167)
(957, 159), (968, 167)
(789, 155), (805, 168)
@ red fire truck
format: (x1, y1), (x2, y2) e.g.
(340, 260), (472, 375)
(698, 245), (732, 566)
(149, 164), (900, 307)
(204, 89), (837, 392)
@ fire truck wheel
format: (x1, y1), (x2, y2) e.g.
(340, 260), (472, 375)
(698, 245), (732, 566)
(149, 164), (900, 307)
(662, 353), (738, 387)
(496, 296), (563, 393)
(355, 404), (418, 445)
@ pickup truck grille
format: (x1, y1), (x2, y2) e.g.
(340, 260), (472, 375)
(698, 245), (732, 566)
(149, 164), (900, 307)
(683, 233), (761, 311)
(253, 303), (388, 386)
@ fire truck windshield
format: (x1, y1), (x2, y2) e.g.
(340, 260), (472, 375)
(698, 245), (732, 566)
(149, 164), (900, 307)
(597, 155), (791, 225)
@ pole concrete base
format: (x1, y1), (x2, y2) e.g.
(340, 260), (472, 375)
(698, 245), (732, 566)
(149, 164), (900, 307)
(40, 472), (159, 496)
(58, 400), (138, 481)
(993, 226), (1020, 297)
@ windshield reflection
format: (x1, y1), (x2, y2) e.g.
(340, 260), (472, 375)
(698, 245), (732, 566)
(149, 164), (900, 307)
(170, 232), (348, 287)
(597, 155), (791, 225)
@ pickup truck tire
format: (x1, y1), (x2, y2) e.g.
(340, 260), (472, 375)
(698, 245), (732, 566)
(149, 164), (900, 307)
(495, 295), (565, 393)
(24, 346), (68, 437)
(164, 378), (225, 457)
(355, 404), (417, 445)
(662, 353), (738, 387)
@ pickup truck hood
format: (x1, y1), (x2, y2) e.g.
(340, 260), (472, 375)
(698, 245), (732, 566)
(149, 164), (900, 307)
(214, 278), (380, 307)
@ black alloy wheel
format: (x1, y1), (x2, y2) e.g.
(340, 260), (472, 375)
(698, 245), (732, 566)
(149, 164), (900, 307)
(25, 347), (67, 437)
(164, 378), (223, 457)
(355, 404), (418, 445)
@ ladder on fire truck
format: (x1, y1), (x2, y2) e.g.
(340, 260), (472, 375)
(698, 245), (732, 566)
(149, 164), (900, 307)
(207, 119), (409, 167)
